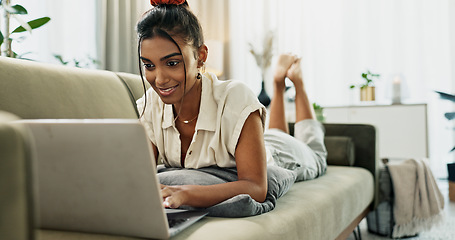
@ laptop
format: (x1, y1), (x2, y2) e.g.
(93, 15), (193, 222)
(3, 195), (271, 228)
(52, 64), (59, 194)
(17, 119), (207, 239)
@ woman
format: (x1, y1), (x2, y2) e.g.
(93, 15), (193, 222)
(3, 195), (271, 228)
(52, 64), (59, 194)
(136, 0), (327, 213)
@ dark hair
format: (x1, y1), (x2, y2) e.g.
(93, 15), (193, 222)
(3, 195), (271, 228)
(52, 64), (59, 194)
(136, 2), (204, 117)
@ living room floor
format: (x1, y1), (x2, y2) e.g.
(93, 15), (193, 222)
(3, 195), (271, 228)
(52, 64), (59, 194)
(347, 179), (455, 240)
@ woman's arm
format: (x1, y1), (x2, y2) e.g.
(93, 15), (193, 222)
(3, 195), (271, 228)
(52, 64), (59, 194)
(160, 110), (268, 208)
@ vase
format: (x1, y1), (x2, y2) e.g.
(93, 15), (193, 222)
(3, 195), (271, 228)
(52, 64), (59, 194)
(258, 79), (271, 107)
(360, 86), (375, 101)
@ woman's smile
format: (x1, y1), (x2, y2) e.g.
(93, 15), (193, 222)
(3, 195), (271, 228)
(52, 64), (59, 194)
(158, 85), (179, 97)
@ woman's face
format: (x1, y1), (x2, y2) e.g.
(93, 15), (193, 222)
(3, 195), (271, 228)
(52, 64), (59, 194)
(140, 36), (205, 105)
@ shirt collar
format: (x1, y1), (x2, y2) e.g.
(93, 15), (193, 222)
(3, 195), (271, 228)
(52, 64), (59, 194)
(161, 73), (218, 131)
(162, 104), (174, 129)
(196, 73), (217, 132)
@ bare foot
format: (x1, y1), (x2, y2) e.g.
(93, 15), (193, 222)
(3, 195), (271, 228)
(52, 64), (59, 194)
(286, 58), (304, 90)
(273, 54), (299, 89)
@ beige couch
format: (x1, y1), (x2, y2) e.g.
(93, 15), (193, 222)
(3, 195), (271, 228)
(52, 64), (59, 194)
(0, 56), (378, 240)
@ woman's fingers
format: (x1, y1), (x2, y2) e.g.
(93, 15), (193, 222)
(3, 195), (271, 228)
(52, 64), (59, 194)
(160, 185), (185, 208)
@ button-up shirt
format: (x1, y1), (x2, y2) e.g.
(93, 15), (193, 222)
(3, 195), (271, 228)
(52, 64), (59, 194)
(137, 73), (266, 169)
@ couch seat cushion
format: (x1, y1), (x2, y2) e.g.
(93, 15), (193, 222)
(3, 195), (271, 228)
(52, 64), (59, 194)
(37, 166), (374, 240)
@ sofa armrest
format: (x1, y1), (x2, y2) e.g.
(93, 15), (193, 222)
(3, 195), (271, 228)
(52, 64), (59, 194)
(323, 124), (378, 177)
(289, 122), (379, 209)
(0, 111), (35, 240)
(323, 123), (379, 209)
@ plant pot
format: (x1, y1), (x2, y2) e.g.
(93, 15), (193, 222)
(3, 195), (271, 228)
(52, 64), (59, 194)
(448, 163), (455, 182)
(448, 163), (455, 201)
(315, 109), (325, 122)
(360, 86), (375, 101)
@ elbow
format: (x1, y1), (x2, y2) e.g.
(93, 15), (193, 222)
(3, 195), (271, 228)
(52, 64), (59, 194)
(257, 192), (267, 203)
(239, 178), (267, 203)
(252, 183), (268, 203)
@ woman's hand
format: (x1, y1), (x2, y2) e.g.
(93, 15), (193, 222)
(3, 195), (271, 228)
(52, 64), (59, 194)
(160, 184), (190, 208)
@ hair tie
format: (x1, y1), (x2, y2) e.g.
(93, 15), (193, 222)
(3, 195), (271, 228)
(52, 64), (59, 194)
(150, 0), (186, 6)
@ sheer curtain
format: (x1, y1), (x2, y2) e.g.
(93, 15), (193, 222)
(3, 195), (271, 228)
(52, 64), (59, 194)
(6, 0), (97, 65)
(96, 0), (149, 74)
(228, 0), (454, 102)
(189, 0), (230, 79)
(9, 0), (150, 73)
(194, 0), (455, 176)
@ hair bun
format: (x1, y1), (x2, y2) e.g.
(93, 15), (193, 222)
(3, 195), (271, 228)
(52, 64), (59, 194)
(150, 0), (186, 6)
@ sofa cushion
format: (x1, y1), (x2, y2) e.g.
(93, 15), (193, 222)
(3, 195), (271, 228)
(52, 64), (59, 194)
(288, 122), (356, 166)
(0, 57), (138, 119)
(37, 166), (374, 240)
(325, 136), (355, 166)
(171, 166), (374, 240)
(157, 165), (297, 217)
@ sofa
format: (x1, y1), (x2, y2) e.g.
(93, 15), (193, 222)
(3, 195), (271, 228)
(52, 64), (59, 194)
(0, 56), (378, 240)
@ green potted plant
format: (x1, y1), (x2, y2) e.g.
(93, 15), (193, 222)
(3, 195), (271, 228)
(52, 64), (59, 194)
(350, 70), (380, 101)
(435, 90), (455, 201)
(312, 103), (325, 122)
(0, 0), (50, 58)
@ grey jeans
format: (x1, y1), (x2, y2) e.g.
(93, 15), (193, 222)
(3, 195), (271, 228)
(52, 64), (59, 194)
(264, 119), (327, 182)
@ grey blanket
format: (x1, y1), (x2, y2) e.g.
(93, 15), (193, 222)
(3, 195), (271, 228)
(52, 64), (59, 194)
(157, 165), (297, 217)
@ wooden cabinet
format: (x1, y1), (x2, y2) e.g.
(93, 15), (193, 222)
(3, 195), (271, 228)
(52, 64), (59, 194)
(323, 104), (428, 159)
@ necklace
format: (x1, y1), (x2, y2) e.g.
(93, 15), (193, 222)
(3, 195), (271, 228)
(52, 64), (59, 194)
(177, 114), (198, 124)
(174, 78), (201, 124)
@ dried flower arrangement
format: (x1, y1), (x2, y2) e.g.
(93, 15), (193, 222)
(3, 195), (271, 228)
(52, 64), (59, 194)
(248, 31), (275, 107)
(248, 31), (275, 78)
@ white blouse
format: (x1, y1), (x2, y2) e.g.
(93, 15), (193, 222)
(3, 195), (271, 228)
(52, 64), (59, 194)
(136, 72), (266, 169)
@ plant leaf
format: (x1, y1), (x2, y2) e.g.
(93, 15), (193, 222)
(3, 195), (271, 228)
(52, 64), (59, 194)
(0, 31), (4, 46)
(11, 14), (32, 33)
(435, 90), (455, 102)
(445, 112), (455, 120)
(12, 17), (51, 33)
(7, 4), (28, 14)
(53, 54), (70, 65)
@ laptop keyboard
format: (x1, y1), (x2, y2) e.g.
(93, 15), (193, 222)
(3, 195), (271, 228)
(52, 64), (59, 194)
(168, 218), (189, 228)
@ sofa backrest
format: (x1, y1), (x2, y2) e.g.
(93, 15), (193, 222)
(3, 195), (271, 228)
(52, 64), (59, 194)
(0, 57), (141, 119)
(115, 72), (149, 102)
